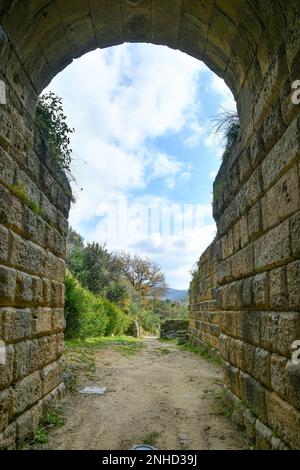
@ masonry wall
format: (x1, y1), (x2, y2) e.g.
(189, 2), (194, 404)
(189, 242), (220, 355)
(189, 47), (300, 448)
(0, 69), (71, 449)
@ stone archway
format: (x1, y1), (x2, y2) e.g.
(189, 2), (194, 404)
(0, 0), (299, 449)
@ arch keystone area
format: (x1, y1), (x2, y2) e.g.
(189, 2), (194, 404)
(0, 0), (300, 450)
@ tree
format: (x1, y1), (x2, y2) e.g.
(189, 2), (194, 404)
(80, 243), (126, 302)
(66, 227), (85, 278)
(119, 252), (168, 301)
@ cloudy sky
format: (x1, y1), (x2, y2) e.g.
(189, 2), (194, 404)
(45, 43), (235, 290)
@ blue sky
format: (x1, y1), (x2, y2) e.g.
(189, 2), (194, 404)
(45, 43), (235, 289)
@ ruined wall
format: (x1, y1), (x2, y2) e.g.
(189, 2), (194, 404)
(160, 320), (189, 340)
(189, 243), (220, 356)
(0, 69), (71, 448)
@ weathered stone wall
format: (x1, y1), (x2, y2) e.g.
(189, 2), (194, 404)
(160, 320), (189, 340)
(189, 242), (220, 355)
(0, 68), (71, 448)
(190, 23), (300, 447)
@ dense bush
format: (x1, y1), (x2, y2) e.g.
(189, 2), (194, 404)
(64, 272), (129, 339)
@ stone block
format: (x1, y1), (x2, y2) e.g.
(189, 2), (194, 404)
(40, 361), (62, 395)
(263, 99), (286, 153)
(262, 165), (300, 231)
(270, 354), (300, 410)
(15, 271), (33, 305)
(250, 130), (266, 168)
(0, 344), (14, 391)
(269, 267), (288, 309)
(261, 311), (300, 356)
(0, 423), (16, 450)
(15, 409), (33, 442)
(262, 115), (300, 191)
(254, 220), (291, 271)
(253, 272), (269, 308)
(10, 232), (46, 277)
(12, 371), (43, 416)
(242, 276), (253, 307)
(231, 244), (254, 280)
(13, 340), (31, 381)
(253, 347), (271, 388)
(0, 388), (13, 433)
(239, 371), (268, 423)
(243, 408), (256, 441)
(290, 211), (300, 257)
(1, 308), (32, 342)
(248, 201), (263, 241)
(32, 308), (54, 337)
(241, 311), (261, 347)
(0, 266), (16, 306)
(287, 260), (300, 309)
(266, 391), (300, 449)
(255, 419), (273, 449)
(0, 224), (9, 264)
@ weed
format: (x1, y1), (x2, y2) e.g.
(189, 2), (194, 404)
(180, 342), (222, 366)
(44, 407), (65, 428)
(10, 184), (44, 216)
(158, 348), (173, 355)
(143, 431), (160, 446)
(33, 427), (48, 444)
(211, 110), (240, 160)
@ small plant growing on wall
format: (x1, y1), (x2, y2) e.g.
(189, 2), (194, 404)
(35, 92), (75, 173)
(211, 110), (240, 160)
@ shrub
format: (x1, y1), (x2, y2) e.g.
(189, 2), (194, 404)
(64, 272), (129, 339)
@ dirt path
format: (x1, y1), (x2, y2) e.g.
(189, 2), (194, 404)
(37, 338), (249, 450)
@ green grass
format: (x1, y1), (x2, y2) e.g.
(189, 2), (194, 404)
(19, 403), (65, 448)
(9, 184), (44, 216)
(65, 335), (143, 351)
(33, 427), (48, 444)
(158, 348), (173, 355)
(180, 342), (222, 366)
(143, 431), (160, 446)
(158, 338), (177, 344)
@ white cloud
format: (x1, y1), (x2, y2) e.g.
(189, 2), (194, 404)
(209, 170), (218, 179)
(210, 75), (236, 112)
(45, 43), (229, 288)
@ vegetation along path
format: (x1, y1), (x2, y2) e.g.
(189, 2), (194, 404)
(33, 337), (250, 450)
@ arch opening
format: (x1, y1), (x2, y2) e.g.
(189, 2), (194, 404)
(0, 0), (300, 450)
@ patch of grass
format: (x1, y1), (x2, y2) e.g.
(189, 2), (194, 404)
(158, 348), (173, 355)
(211, 388), (234, 420)
(33, 427), (48, 444)
(180, 342), (222, 366)
(158, 337), (177, 344)
(65, 335), (143, 351)
(143, 431), (160, 446)
(21, 403), (65, 448)
(10, 184), (44, 216)
(115, 342), (144, 356)
(44, 407), (65, 428)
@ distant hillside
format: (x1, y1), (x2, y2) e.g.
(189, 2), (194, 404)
(163, 288), (188, 302)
